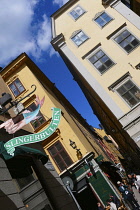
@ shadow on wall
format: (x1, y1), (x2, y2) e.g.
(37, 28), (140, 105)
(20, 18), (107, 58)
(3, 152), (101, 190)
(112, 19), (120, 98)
(0, 189), (22, 210)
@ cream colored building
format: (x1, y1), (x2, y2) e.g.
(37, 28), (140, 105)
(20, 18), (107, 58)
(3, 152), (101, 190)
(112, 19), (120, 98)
(51, 0), (140, 168)
(0, 53), (122, 208)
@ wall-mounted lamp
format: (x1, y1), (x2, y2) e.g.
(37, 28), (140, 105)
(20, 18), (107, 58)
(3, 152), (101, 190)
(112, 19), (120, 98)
(69, 139), (77, 149)
(69, 139), (83, 160)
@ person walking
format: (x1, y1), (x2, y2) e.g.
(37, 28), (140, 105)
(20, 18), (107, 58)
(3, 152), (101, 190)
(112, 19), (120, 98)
(117, 181), (140, 210)
(109, 194), (121, 209)
(106, 199), (117, 210)
(97, 202), (104, 210)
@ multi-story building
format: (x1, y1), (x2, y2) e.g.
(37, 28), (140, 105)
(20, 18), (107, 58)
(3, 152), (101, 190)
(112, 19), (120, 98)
(51, 0), (140, 168)
(0, 53), (122, 209)
(122, 0), (140, 16)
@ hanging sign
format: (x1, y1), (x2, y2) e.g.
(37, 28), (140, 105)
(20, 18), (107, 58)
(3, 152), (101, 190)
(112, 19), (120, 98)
(4, 107), (61, 156)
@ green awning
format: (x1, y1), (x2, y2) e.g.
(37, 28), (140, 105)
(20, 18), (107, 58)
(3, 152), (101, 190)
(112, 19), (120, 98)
(0, 141), (48, 178)
(0, 141), (48, 163)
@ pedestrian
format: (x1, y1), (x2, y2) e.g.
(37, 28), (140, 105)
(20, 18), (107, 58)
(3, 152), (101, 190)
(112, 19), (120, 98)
(109, 194), (121, 209)
(106, 199), (117, 210)
(133, 174), (140, 193)
(97, 202), (104, 210)
(117, 181), (140, 210)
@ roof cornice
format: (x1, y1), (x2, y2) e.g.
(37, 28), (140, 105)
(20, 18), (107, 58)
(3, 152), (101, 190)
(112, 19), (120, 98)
(51, 0), (79, 19)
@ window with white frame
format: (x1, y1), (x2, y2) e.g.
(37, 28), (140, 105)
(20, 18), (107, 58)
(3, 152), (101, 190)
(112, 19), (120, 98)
(114, 29), (139, 53)
(94, 12), (113, 27)
(116, 80), (140, 107)
(71, 30), (89, 46)
(70, 5), (85, 20)
(88, 49), (114, 74)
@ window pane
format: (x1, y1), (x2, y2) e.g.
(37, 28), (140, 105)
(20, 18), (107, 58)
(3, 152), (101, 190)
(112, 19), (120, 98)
(126, 35), (135, 43)
(123, 92), (132, 100)
(131, 39), (139, 47)
(89, 50), (114, 73)
(72, 36), (82, 46)
(60, 150), (67, 159)
(100, 55), (108, 63)
(95, 12), (112, 27)
(70, 6), (84, 20)
(65, 157), (74, 166)
(75, 6), (84, 16)
(89, 55), (98, 64)
(49, 147), (57, 156)
(95, 17), (105, 27)
(117, 80), (140, 107)
(124, 44), (133, 52)
(78, 31), (88, 41)
(70, 11), (78, 19)
(59, 162), (66, 171)
(117, 86), (126, 95)
(72, 31), (88, 46)
(15, 79), (21, 87)
(98, 65), (106, 73)
(54, 155), (61, 163)
(129, 98), (138, 106)
(27, 103), (46, 129)
(9, 79), (25, 97)
(105, 59), (113, 67)
(94, 60), (102, 69)
(114, 30), (139, 52)
(55, 142), (62, 151)
(96, 50), (104, 58)
(124, 81), (133, 89)
(121, 30), (130, 39)
(48, 141), (72, 171)
(101, 12), (112, 22)
(130, 86), (139, 95)
(115, 35), (124, 44)
(14, 89), (19, 97)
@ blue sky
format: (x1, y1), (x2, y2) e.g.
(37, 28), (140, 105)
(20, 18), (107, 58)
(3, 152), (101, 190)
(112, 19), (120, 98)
(0, 0), (100, 127)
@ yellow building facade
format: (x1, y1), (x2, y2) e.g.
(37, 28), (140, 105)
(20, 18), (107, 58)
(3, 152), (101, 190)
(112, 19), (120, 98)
(0, 53), (111, 172)
(51, 0), (140, 168)
(0, 53), (122, 208)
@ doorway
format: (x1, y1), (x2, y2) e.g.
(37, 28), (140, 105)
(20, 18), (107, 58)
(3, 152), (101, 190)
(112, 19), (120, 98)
(74, 184), (98, 210)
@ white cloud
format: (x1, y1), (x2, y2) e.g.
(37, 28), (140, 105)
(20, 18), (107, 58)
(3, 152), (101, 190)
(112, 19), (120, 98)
(0, 0), (53, 66)
(53, 0), (69, 7)
(36, 15), (51, 52)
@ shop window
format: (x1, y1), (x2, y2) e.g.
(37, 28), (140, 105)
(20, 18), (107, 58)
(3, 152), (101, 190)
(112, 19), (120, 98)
(69, 5), (85, 20)
(27, 102), (46, 129)
(114, 29), (139, 53)
(9, 78), (25, 97)
(48, 141), (73, 171)
(71, 30), (89, 46)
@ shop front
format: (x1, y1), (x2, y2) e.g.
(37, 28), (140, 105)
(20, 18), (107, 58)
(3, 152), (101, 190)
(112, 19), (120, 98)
(61, 152), (120, 209)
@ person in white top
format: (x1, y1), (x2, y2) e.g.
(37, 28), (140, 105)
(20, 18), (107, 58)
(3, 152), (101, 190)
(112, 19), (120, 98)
(133, 174), (140, 192)
(106, 199), (117, 210)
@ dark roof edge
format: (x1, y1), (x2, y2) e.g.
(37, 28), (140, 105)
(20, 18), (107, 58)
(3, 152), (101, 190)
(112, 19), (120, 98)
(0, 52), (26, 73)
(51, 0), (79, 18)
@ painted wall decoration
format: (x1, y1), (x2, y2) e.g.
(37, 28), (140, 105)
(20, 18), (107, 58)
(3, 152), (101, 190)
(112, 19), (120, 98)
(0, 95), (61, 157)
(0, 96), (45, 134)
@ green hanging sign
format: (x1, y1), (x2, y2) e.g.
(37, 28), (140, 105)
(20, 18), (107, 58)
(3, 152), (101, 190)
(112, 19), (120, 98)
(4, 108), (61, 156)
